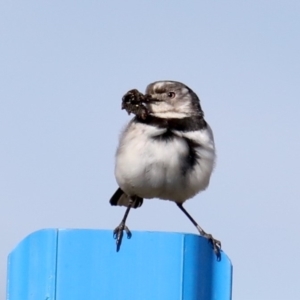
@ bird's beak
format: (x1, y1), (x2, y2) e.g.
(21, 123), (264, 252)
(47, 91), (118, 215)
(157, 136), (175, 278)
(144, 94), (161, 104)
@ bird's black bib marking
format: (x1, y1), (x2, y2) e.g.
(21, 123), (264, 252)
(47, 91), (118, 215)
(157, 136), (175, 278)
(133, 115), (207, 132)
(134, 115), (204, 172)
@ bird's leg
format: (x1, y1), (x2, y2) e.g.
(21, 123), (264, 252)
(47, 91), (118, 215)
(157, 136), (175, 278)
(113, 198), (134, 251)
(176, 203), (221, 258)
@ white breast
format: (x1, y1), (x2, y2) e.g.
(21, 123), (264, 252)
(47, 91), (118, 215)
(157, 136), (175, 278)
(115, 121), (216, 203)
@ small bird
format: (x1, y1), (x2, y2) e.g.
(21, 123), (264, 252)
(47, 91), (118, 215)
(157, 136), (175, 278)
(110, 80), (221, 256)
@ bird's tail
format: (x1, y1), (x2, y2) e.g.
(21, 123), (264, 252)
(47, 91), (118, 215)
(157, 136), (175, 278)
(109, 188), (143, 208)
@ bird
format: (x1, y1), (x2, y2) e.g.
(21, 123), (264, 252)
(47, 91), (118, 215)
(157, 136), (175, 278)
(110, 80), (221, 256)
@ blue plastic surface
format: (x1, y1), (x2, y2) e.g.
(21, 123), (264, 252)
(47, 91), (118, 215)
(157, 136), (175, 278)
(7, 229), (58, 300)
(7, 229), (232, 300)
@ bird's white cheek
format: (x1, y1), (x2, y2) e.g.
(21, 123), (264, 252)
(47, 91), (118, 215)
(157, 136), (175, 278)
(147, 102), (169, 113)
(148, 102), (189, 119)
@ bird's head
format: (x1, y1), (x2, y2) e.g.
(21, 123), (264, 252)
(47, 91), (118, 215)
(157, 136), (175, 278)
(145, 81), (203, 119)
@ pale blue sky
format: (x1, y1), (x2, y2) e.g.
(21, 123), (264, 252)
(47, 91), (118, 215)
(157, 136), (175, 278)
(1, 1), (300, 299)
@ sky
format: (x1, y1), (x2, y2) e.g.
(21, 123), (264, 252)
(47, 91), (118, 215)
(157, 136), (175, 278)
(0, 1), (300, 299)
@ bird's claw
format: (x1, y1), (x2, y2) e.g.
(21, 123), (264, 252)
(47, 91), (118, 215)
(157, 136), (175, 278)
(205, 234), (222, 259)
(113, 222), (132, 251)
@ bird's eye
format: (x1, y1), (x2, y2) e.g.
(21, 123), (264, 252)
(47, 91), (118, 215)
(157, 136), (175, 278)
(167, 92), (176, 98)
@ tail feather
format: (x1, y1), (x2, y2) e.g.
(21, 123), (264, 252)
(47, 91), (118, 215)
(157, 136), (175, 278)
(109, 188), (143, 209)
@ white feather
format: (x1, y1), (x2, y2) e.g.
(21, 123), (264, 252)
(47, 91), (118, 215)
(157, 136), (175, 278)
(115, 121), (216, 204)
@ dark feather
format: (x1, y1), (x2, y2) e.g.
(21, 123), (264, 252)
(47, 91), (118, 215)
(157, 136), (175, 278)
(109, 188), (143, 209)
(133, 115), (207, 132)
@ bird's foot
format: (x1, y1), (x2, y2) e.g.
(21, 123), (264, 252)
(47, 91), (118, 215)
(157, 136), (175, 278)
(197, 226), (221, 259)
(113, 222), (132, 251)
(206, 234), (222, 258)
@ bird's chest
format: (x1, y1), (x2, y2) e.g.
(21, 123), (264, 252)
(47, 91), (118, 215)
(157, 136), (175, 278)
(120, 129), (188, 175)
(115, 126), (197, 198)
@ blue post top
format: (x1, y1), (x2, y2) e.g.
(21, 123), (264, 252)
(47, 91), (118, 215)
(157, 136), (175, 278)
(7, 229), (232, 300)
